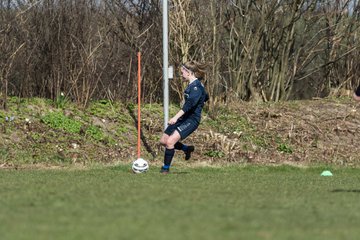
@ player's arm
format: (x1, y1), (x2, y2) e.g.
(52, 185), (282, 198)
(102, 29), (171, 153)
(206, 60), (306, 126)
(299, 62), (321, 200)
(169, 88), (201, 125)
(182, 87), (202, 112)
(168, 110), (185, 125)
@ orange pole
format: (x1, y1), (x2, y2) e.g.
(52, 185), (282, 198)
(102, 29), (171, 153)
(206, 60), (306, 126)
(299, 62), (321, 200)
(137, 52), (141, 159)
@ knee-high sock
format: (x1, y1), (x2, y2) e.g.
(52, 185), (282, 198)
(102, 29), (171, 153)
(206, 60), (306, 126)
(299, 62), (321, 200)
(163, 148), (175, 169)
(174, 142), (188, 151)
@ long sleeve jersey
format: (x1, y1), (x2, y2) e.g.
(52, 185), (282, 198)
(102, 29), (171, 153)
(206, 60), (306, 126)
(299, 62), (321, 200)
(181, 79), (209, 123)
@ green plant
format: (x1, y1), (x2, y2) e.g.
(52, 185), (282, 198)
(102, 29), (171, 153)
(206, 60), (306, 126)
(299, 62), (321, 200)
(126, 103), (135, 111)
(117, 114), (132, 125)
(205, 150), (225, 158)
(88, 99), (117, 118)
(277, 143), (293, 154)
(0, 112), (5, 124)
(117, 126), (128, 135)
(241, 134), (269, 148)
(0, 147), (9, 161)
(29, 132), (41, 141)
(142, 103), (163, 114)
(86, 125), (104, 141)
(55, 92), (69, 109)
(41, 112), (82, 134)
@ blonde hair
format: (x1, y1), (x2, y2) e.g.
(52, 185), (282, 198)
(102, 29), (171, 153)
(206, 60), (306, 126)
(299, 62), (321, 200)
(183, 61), (207, 79)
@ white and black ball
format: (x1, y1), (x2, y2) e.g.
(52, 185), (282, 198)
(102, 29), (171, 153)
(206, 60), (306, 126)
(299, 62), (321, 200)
(132, 158), (149, 174)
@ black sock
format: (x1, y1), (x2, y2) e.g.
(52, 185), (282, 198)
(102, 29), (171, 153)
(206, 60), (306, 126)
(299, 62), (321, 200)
(163, 148), (175, 169)
(174, 142), (183, 150)
(174, 142), (188, 151)
(356, 85), (360, 96)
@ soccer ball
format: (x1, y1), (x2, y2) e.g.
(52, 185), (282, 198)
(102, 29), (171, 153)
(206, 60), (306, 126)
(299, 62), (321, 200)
(132, 158), (149, 174)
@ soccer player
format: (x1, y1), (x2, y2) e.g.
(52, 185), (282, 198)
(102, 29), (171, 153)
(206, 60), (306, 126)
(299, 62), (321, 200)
(159, 61), (209, 174)
(353, 85), (360, 101)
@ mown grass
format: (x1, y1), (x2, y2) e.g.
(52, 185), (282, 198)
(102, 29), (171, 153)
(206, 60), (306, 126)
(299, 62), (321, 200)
(0, 165), (359, 240)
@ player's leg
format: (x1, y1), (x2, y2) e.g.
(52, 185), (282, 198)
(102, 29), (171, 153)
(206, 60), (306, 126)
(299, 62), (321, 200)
(159, 133), (169, 146)
(161, 130), (181, 173)
(160, 122), (177, 146)
(174, 142), (194, 160)
(173, 119), (198, 160)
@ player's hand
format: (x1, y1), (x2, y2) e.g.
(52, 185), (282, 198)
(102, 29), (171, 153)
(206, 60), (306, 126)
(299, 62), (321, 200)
(168, 117), (178, 125)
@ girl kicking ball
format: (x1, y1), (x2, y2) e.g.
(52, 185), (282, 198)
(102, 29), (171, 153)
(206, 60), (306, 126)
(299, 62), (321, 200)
(159, 61), (209, 174)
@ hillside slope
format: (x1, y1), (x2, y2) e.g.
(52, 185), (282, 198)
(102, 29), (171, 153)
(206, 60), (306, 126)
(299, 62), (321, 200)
(1, 97), (360, 168)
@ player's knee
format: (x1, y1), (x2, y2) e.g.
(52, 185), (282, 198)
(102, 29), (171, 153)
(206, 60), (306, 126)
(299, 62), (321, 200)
(166, 143), (175, 149)
(159, 138), (167, 146)
(159, 134), (169, 146)
(166, 139), (177, 149)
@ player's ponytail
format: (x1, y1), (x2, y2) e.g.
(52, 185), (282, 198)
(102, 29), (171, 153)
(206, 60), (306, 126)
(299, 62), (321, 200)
(183, 61), (207, 80)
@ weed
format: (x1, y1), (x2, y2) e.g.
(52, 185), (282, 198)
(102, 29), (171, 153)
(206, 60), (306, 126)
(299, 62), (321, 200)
(0, 147), (9, 161)
(275, 137), (293, 153)
(29, 132), (41, 141)
(205, 112), (254, 135)
(205, 150), (225, 158)
(117, 114), (132, 125)
(117, 126), (128, 135)
(126, 103), (135, 111)
(0, 112), (5, 124)
(100, 135), (117, 146)
(241, 134), (268, 148)
(277, 143), (293, 154)
(55, 92), (69, 109)
(142, 103), (163, 115)
(41, 112), (82, 134)
(88, 99), (117, 118)
(86, 125), (104, 141)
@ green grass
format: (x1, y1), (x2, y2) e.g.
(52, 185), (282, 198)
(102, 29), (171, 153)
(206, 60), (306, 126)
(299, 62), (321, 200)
(0, 165), (360, 240)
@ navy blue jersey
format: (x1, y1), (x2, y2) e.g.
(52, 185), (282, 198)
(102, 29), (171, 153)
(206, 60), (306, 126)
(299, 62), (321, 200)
(181, 79), (209, 123)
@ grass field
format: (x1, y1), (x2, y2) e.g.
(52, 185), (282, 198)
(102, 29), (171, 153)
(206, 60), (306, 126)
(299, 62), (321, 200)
(0, 165), (359, 240)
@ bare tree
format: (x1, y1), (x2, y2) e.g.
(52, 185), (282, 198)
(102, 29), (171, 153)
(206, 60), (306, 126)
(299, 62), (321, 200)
(0, 0), (29, 109)
(105, 0), (162, 103)
(319, 0), (360, 95)
(168, 0), (205, 101)
(2, 0), (360, 106)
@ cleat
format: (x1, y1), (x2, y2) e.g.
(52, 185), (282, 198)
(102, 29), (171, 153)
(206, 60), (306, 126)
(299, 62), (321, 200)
(185, 146), (195, 160)
(160, 167), (170, 174)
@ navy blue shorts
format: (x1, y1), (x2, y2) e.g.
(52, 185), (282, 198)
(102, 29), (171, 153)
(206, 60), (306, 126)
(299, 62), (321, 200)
(164, 118), (199, 140)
